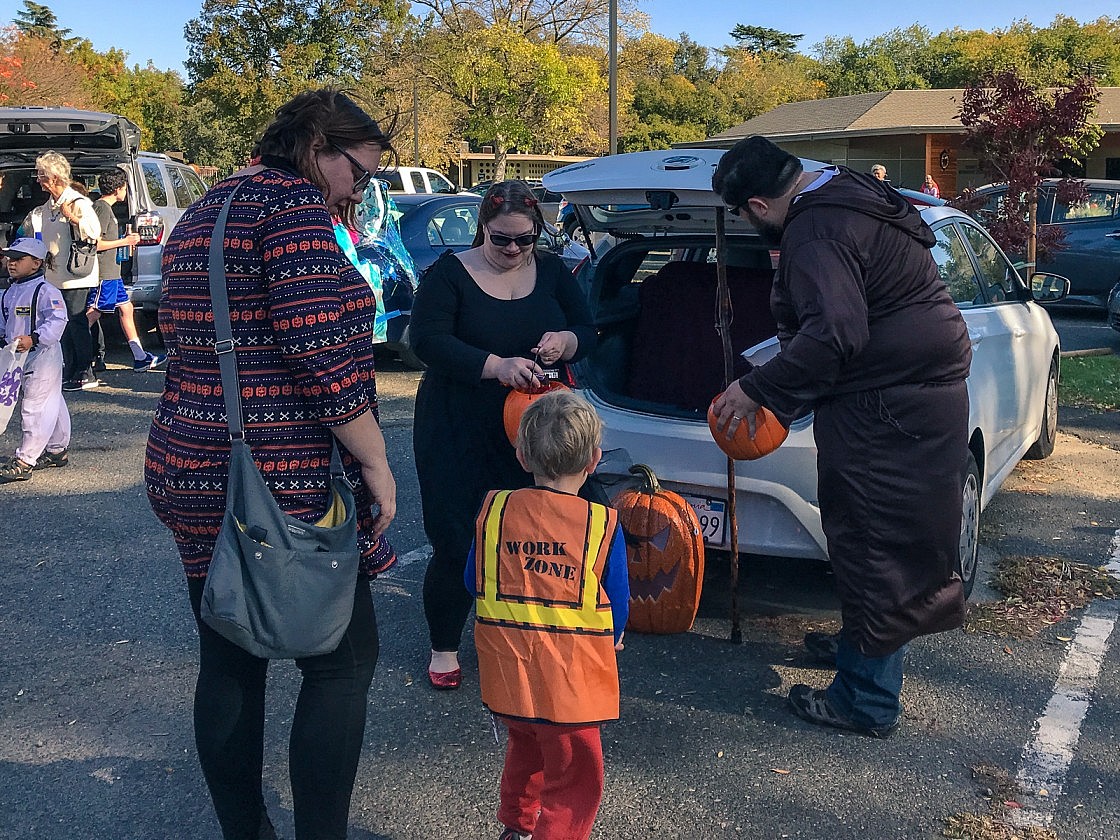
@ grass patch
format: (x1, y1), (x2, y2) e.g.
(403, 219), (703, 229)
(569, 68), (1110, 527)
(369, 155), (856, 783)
(1060, 355), (1120, 409)
(964, 555), (1120, 636)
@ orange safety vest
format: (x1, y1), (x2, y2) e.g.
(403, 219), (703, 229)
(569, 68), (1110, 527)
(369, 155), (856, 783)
(473, 487), (620, 725)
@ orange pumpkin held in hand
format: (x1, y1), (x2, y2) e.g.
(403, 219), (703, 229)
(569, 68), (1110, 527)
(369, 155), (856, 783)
(503, 379), (570, 446)
(614, 464), (705, 634)
(706, 399), (788, 461)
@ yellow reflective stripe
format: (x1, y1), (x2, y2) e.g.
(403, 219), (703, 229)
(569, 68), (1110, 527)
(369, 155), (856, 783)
(476, 492), (613, 632)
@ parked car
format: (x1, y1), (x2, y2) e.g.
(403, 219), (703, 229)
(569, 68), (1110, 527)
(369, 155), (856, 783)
(379, 166), (458, 194)
(357, 192), (590, 368)
(468, 179), (564, 222)
(972, 178), (1120, 308)
(0, 106), (209, 334)
(544, 149), (1069, 598)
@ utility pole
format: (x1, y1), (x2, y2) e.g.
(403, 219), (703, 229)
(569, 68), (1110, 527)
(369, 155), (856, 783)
(608, 0), (617, 155)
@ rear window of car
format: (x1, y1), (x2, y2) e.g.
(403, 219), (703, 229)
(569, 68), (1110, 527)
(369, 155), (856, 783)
(142, 162), (168, 207)
(1053, 188), (1118, 222)
(166, 166), (195, 208)
(379, 171), (404, 191)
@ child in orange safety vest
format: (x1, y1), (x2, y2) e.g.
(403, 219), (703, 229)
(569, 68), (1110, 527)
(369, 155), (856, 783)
(465, 389), (629, 840)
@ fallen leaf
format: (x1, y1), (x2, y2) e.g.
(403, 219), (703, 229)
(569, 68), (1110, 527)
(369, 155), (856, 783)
(770, 768), (790, 775)
(1003, 646), (1014, 655)
(1004, 800), (1022, 808)
(1056, 635), (1073, 642)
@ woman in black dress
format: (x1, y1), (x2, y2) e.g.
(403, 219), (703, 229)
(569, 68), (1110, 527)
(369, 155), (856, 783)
(410, 180), (595, 689)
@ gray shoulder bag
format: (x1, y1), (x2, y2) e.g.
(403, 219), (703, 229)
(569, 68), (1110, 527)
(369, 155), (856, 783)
(200, 184), (361, 659)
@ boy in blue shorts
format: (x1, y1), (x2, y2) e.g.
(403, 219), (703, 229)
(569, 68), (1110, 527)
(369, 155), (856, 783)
(68, 169), (165, 390)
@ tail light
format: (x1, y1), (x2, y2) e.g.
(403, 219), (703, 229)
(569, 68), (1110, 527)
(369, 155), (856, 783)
(135, 211), (165, 246)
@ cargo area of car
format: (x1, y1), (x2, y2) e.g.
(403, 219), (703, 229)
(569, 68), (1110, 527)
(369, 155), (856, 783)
(576, 237), (779, 420)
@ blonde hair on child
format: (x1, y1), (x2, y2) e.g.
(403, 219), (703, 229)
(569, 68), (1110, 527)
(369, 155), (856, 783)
(517, 390), (602, 479)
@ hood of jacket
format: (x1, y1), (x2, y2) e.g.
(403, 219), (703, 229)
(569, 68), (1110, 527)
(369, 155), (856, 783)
(788, 166), (936, 248)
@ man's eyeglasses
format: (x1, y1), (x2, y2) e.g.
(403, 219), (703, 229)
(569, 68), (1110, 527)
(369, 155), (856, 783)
(726, 203), (743, 217)
(486, 228), (538, 248)
(330, 143), (373, 194)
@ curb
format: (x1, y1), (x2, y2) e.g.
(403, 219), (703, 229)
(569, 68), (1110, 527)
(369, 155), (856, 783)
(1061, 348), (1115, 358)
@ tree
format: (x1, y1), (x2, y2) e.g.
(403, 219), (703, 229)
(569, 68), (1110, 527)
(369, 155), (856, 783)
(12, 0), (75, 52)
(957, 69), (1102, 274)
(0, 25), (96, 107)
(411, 0), (638, 46)
(729, 24), (802, 60)
(424, 22), (602, 178)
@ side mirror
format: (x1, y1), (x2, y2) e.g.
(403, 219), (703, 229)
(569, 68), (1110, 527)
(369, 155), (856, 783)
(1030, 272), (1070, 304)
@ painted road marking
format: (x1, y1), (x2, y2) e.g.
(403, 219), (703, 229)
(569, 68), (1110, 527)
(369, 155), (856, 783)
(1012, 528), (1120, 827)
(382, 544), (433, 577)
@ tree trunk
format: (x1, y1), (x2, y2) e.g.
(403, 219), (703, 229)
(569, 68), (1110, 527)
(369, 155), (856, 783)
(1027, 191), (1038, 277)
(493, 141), (509, 182)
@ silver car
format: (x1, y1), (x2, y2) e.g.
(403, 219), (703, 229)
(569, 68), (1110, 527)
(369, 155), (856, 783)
(544, 149), (1069, 598)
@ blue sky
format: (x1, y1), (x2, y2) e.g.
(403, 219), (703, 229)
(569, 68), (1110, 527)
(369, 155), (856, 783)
(18, 0), (1116, 75)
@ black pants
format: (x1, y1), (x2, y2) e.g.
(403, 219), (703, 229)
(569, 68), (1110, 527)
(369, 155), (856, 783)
(60, 288), (93, 381)
(188, 576), (378, 840)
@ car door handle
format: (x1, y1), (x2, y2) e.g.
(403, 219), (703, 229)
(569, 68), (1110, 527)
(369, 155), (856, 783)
(1106, 231), (1120, 239)
(968, 331), (983, 347)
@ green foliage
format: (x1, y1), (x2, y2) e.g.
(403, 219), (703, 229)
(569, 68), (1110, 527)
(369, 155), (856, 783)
(729, 24), (803, 60)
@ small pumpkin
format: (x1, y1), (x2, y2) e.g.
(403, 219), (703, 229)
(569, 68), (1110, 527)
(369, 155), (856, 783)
(706, 399), (788, 461)
(614, 464), (705, 634)
(502, 379), (570, 446)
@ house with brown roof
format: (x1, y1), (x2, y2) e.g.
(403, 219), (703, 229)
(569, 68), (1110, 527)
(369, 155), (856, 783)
(687, 89), (1120, 197)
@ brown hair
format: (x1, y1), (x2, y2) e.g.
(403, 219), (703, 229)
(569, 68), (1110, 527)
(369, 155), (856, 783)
(471, 180), (546, 248)
(517, 390), (602, 480)
(256, 87), (398, 225)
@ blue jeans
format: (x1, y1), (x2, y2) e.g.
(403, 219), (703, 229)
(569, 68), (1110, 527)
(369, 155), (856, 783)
(826, 631), (907, 730)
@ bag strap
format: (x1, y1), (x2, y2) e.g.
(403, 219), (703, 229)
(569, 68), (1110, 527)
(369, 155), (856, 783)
(207, 181), (344, 476)
(29, 282), (45, 336)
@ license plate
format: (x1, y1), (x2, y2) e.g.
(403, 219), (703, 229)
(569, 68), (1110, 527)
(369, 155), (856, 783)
(682, 494), (727, 546)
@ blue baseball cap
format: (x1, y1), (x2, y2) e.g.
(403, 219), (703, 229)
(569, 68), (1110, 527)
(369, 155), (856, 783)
(3, 237), (48, 261)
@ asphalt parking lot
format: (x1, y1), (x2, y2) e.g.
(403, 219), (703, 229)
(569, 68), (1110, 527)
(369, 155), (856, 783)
(1, 350), (1119, 839)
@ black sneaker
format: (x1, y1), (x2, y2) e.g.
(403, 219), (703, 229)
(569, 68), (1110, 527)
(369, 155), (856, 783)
(34, 449), (69, 470)
(803, 631), (840, 666)
(787, 684), (899, 738)
(133, 352), (168, 371)
(92, 355), (107, 372)
(0, 458), (34, 482)
(498, 829), (532, 840)
(62, 379), (85, 392)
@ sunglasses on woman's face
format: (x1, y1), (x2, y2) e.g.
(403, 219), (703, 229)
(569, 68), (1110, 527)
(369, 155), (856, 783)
(329, 143), (373, 194)
(486, 227), (537, 248)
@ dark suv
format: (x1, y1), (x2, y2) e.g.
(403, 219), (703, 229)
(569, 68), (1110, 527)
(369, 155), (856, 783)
(0, 106), (208, 324)
(973, 178), (1120, 308)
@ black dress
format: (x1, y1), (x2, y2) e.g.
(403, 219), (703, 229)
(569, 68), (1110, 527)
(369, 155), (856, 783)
(410, 250), (595, 651)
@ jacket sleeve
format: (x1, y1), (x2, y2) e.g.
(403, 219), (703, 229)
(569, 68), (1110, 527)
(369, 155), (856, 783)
(408, 255), (492, 383)
(602, 524), (630, 643)
(738, 237), (869, 421)
(34, 284), (69, 346)
(464, 541), (477, 594)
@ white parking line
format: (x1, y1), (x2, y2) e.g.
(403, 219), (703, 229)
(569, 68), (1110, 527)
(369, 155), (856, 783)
(382, 544), (433, 578)
(1011, 529), (1120, 828)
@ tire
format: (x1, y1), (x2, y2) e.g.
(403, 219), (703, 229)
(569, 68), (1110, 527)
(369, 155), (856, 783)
(958, 451), (981, 600)
(562, 215), (588, 248)
(1023, 357), (1058, 460)
(396, 324), (426, 371)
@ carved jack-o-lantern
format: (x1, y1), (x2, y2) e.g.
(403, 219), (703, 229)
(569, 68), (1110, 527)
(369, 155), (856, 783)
(706, 400), (788, 461)
(503, 380), (571, 446)
(613, 464), (705, 634)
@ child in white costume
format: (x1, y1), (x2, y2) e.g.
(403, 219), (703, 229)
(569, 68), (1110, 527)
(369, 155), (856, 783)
(0, 238), (71, 482)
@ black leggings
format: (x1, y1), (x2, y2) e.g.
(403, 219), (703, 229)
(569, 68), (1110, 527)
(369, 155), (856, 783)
(188, 576), (378, 840)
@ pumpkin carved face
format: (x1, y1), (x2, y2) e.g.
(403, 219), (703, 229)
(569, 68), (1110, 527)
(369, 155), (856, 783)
(503, 380), (570, 446)
(707, 400), (788, 461)
(614, 464), (705, 634)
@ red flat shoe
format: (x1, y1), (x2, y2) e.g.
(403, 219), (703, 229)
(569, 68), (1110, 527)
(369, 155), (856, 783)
(428, 667), (462, 690)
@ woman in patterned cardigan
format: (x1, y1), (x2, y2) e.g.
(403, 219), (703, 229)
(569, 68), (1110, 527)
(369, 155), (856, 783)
(145, 88), (397, 840)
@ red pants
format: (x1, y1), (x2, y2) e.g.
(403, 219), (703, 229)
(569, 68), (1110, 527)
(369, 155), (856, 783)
(497, 718), (604, 840)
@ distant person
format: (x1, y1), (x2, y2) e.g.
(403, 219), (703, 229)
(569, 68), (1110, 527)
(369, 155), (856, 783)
(871, 163), (887, 181)
(26, 152), (102, 390)
(712, 136), (972, 738)
(0, 238), (70, 482)
(466, 389), (628, 840)
(82, 169), (166, 381)
(921, 174), (940, 199)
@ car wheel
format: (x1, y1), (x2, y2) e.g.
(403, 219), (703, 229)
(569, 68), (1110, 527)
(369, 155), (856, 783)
(1023, 357), (1058, 460)
(562, 215), (588, 248)
(396, 324), (426, 371)
(958, 452), (980, 600)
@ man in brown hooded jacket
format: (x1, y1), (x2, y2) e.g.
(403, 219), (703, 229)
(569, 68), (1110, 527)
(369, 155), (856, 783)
(712, 136), (972, 737)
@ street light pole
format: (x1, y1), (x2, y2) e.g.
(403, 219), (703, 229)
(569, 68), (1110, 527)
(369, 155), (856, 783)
(608, 0), (617, 155)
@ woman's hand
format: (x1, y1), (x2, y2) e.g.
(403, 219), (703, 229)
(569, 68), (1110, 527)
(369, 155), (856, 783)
(531, 330), (576, 364)
(360, 458), (397, 539)
(487, 355), (545, 389)
(60, 200), (82, 223)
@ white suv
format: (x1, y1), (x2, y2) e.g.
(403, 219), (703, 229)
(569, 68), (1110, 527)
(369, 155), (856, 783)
(0, 106), (207, 325)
